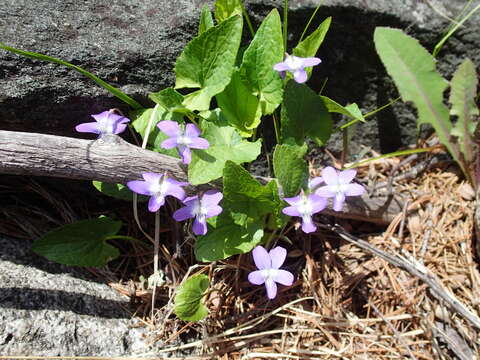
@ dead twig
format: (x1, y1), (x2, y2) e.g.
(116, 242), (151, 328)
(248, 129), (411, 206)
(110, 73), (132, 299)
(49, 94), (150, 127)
(324, 223), (480, 330)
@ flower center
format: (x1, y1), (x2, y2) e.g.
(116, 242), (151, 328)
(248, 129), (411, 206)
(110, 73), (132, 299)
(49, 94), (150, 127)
(176, 135), (192, 146)
(297, 196), (313, 217)
(149, 178), (169, 196)
(285, 55), (304, 71)
(330, 183), (349, 195)
(260, 268), (278, 280)
(192, 198), (208, 220)
(97, 118), (114, 134)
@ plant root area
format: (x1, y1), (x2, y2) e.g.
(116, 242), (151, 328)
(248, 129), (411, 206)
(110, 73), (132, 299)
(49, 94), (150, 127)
(1, 150), (479, 359)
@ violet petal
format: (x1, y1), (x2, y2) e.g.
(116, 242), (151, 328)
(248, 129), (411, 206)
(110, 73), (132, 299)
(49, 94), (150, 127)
(173, 204), (195, 221)
(338, 169), (357, 184)
(302, 57), (321, 67)
(252, 246), (271, 270)
(148, 195), (164, 212)
(248, 270), (266, 285)
(161, 137), (179, 149)
(332, 192), (346, 212)
(344, 183), (365, 196)
(273, 62), (290, 71)
(75, 122), (100, 134)
(202, 190), (223, 207)
(301, 216), (316, 233)
(163, 178), (186, 200)
(269, 247), (287, 269)
(315, 186), (336, 198)
(293, 69), (308, 83)
(265, 278), (278, 299)
(189, 137), (210, 149)
(185, 123), (201, 138)
(157, 120), (181, 137)
(282, 205), (302, 217)
(283, 194), (302, 207)
(308, 176), (324, 191)
(272, 269), (294, 286)
(206, 205), (223, 218)
(192, 217), (207, 235)
(178, 145), (192, 164)
(126, 180), (152, 196)
(309, 194), (328, 213)
(321, 166), (339, 186)
(142, 172), (162, 183)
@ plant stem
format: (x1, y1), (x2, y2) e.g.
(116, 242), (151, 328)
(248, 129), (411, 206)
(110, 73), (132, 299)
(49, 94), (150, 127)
(152, 210), (161, 321)
(241, 2), (256, 38)
(262, 139), (273, 177)
(283, 0), (288, 51)
(318, 77), (328, 95)
(299, 0), (325, 42)
(104, 235), (143, 244)
(338, 96), (401, 131)
(265, 229), (278, 248)
(341, 127), (348, 168)
(142, 104), (159, 148)
(272, 112), (281, 145)
(433, 2), (480, 57)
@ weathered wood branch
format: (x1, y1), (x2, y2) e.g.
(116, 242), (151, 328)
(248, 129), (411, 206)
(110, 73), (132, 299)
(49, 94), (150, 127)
(0, 130), (187, 184)
(0, 130), (404, 223)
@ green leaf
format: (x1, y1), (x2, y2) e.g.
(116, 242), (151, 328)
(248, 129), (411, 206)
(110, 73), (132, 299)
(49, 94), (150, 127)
(92, 181), (148, 202)
(174, 274), (209, 321)
(199, 4), (215, 35)
(293, 17), (331, 77)
(175, 15), (243, 111)
(273, 143), (308, 198)
(130, 107), (182, 158)
(320, 96), (365, 122)
(0, 43), (142, 109)
(373, 27), (461, 167)
(293, 17), (331, 58)
(223, 161), (283, 225)
(281, 80), (332, 146)
(239, 9), (284, 115)
(216, 69), (262, 136)
(148, 88), (189, 114)
(214, 0), (243, 23)
(198, 108), (230, 127)
(188, 122), (261, 185)
(449, 58), (479, 163)
(32, 217), (121, 267)
(195, 215), (264, 262)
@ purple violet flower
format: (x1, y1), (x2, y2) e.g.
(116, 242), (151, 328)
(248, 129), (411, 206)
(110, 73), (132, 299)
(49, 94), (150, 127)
(315, 166), (365, 212)
(157, 121), (209, 164)
(308, 176), (324, 192)
(126, 172), (188, 212)
(273, 54), (321, 83)
(75, 110), (130, 135)
(282, 190), (327, 233)
(248, 246), (294, 300)
(173, 190), (223, 235)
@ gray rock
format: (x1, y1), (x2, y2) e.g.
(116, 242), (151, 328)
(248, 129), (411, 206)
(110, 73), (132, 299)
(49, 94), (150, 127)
(1, 0), (479, 155)
(0, 236), (146, 355)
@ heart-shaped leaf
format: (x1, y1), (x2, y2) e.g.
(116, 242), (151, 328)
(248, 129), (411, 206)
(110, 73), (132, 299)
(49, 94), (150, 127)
(32, 217), (122, 267)
(174, 274), (209, 321)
